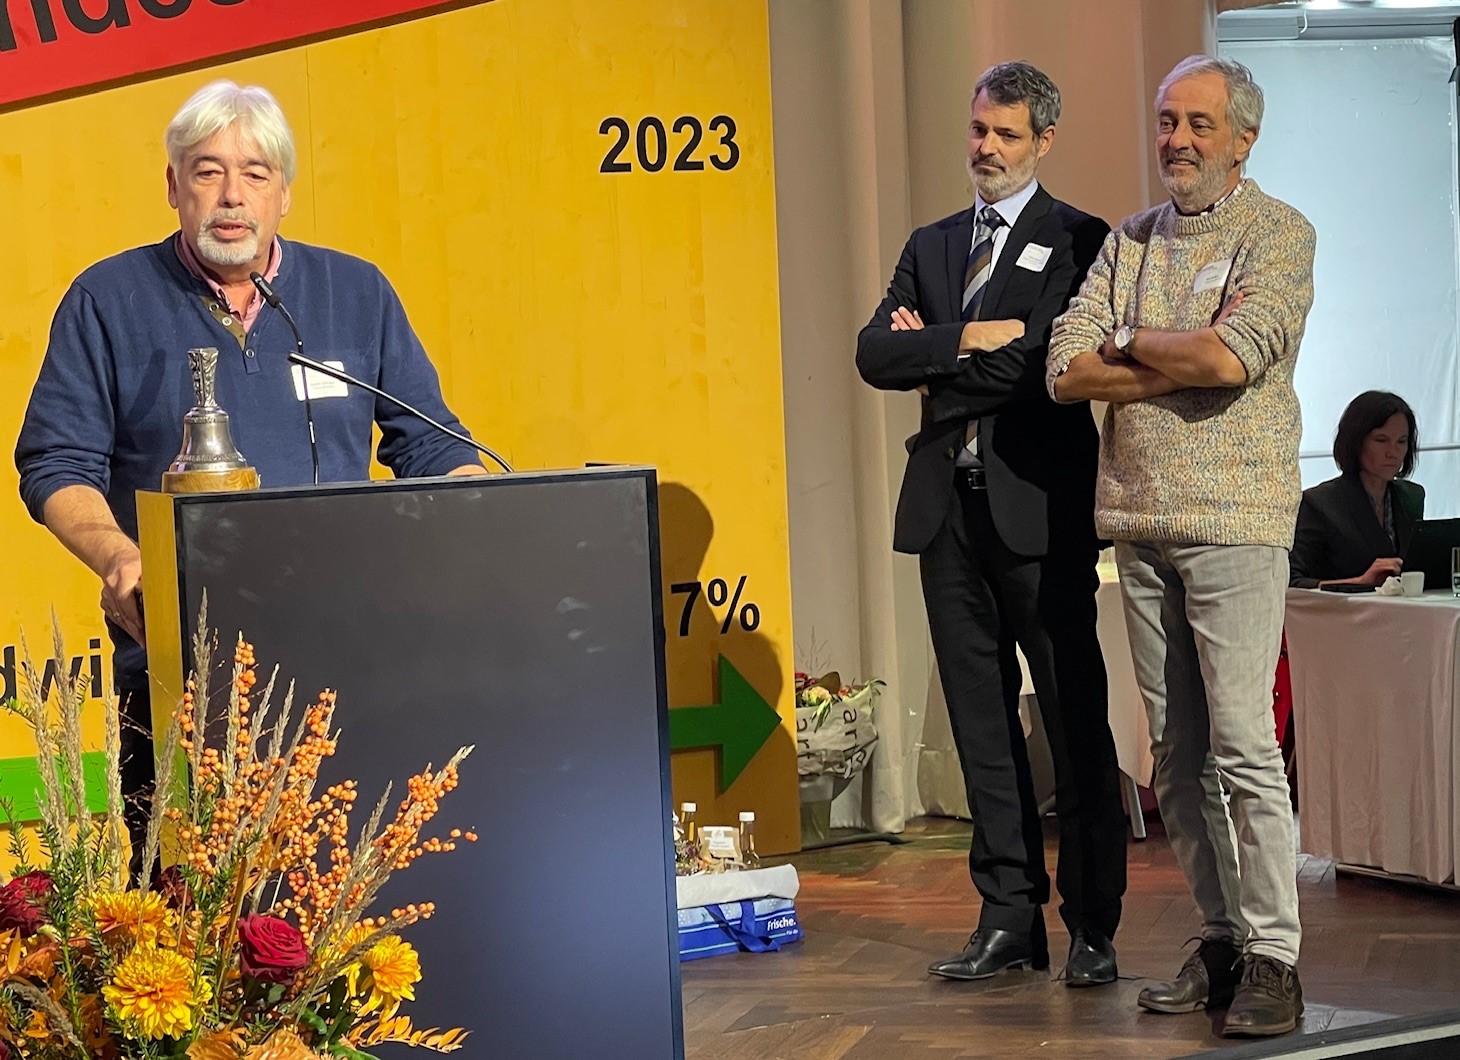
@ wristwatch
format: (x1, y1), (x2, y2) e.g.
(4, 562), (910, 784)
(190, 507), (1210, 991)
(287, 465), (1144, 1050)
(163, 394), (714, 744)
(1113, 324), (1138, 354)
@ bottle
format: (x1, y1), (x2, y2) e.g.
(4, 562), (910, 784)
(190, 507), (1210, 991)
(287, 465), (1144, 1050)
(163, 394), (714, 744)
(738, 811), (761, 869)
(677, 800), (694, 870)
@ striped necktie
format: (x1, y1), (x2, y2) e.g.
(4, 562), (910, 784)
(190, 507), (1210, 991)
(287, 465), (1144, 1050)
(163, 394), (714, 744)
(957, 204), (1005, 466)
(961, 205), (1006, 322)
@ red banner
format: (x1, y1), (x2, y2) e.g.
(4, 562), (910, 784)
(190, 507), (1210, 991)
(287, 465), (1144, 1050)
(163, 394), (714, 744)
(0, 0), (491, 110)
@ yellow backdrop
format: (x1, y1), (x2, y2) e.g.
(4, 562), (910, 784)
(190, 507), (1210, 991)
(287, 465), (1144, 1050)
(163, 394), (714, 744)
(0, 0), (798, 856)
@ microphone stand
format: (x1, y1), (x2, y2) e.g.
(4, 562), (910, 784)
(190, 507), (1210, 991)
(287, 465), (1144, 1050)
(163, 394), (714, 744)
(249, 273), (514, 476)
(286, 352), (513, 474)
(249, 272), (319, 485)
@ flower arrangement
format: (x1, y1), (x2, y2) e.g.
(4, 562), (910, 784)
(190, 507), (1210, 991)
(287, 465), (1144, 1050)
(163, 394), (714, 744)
(0, 613), (473, 1059)
(794, 671), (882, 782)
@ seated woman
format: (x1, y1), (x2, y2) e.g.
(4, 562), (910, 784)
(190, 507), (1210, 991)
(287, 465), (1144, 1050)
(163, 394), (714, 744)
(1290, 390), (1424, 588)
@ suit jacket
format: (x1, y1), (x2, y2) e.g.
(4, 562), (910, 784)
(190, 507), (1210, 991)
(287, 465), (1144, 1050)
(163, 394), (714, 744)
(1289, 473), (1425, 587)
(856, 186), (1110, 556)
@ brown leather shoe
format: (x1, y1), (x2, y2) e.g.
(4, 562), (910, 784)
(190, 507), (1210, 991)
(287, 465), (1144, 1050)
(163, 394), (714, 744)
(1137, 937), (1242, 1014)
(1222, 955), (1304, 1037)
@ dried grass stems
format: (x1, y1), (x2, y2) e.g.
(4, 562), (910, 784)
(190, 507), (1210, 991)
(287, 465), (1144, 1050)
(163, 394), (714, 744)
(102, 690), (126, 892)
(5, 979), (84, 1052)
(10, 621), (102, 889)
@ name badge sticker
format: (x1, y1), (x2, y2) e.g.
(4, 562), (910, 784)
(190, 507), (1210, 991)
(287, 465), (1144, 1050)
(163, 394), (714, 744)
(1015, 243), (1053, 272)
(291, 361), (349, 400)
(1193, 258), (1233, 294)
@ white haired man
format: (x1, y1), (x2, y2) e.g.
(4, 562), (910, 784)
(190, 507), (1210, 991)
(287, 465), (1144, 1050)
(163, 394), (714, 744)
(1047, 56), (1314, 1037)
(15, 81), (486, 873)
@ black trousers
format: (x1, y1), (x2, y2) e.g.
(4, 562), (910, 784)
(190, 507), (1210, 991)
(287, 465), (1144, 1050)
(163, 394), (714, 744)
(117, 684), (155, 883)
(919, 478), (1127, 939)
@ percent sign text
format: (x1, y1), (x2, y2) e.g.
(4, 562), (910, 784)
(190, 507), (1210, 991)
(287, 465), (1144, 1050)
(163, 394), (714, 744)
(670, 576), (761, 636)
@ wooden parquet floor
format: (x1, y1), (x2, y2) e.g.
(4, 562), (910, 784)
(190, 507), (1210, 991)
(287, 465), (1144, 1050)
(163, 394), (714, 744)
(681, 817), (1460, 1059)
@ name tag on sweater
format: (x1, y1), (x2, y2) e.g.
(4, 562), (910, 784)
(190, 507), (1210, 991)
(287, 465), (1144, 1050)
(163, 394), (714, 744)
(1193, 258), (1232, 294)
(1015, 243), (1052, 272)
(291, 362), (349, 400)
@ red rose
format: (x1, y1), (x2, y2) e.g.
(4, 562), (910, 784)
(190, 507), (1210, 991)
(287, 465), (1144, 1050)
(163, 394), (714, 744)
(0, 881), (44, 936)
(13, 871), (53, 911)
(237, 914), (309, 983)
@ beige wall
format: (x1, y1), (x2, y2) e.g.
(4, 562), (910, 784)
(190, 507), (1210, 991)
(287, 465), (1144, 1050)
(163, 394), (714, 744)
(771, 0), (1214, 829)
(902, 0), (1214, 257)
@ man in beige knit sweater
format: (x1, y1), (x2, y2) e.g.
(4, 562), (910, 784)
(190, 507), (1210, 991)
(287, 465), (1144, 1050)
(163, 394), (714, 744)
(1047, 56), (1314, 1038)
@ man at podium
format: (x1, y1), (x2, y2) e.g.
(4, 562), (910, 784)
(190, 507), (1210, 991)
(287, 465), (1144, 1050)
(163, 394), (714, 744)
(14, 80), (486, 868)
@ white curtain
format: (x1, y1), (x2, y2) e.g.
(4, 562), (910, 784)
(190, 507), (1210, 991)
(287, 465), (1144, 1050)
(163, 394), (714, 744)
(1221, 35), (1460, 518)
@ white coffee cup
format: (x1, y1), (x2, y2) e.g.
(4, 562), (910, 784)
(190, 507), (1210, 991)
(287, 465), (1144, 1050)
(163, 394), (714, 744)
(1400, 570), (1425, 597)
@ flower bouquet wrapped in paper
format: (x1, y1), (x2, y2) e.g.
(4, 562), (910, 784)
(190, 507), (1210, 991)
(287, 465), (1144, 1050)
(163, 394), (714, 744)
(0, 610), (473, 1059)
(793, 672), (881, 783)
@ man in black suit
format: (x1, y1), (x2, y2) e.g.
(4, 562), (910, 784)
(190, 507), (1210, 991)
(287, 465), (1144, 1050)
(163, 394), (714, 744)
(856, 60), (1126, 986)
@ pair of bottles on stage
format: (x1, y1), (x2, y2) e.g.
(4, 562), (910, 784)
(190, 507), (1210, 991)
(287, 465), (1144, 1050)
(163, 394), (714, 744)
(679, 802), (759, 869)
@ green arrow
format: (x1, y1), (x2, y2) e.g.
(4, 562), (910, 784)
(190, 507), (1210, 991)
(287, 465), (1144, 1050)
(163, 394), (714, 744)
(0, 753), (111, 823)
(670, 654), (780, 793)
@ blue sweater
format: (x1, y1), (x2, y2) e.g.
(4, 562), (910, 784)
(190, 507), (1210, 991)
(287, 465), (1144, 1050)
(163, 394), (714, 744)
(16, 235), (483, 684)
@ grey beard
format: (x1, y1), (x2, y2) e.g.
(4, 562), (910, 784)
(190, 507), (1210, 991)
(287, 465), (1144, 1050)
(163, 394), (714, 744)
(967, 157), (1035, 203)
(196, 229), (260, 267)
(1160, 161), (1231, 212)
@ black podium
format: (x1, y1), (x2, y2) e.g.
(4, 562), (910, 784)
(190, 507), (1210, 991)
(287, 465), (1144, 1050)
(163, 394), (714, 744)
(137, 467), (683, 1059)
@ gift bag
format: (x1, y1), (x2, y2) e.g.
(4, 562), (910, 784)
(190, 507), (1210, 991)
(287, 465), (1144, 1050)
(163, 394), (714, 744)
(676, 864), (804, 961)
(796, 682), (880, 780)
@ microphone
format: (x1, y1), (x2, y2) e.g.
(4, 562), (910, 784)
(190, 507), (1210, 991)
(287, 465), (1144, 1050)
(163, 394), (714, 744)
(248, 272), (513, 475)
(250, 271), (319, 486)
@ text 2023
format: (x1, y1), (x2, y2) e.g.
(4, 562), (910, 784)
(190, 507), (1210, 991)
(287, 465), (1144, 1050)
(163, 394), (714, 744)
(599, 116), (739, 173)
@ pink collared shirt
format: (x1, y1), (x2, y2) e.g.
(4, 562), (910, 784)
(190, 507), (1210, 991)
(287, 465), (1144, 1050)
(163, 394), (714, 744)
(174, 232), (283, 334)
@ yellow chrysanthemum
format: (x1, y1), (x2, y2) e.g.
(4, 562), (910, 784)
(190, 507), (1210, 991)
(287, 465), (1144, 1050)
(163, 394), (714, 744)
(359, 936), (421, 1018)
(103, 944), (211, 1040)
(335, 923), (375, 997)
(92, 890), (174, 946)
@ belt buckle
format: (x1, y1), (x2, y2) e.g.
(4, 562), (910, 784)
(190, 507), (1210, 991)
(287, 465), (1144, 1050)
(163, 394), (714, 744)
(963, 467), (987, 490)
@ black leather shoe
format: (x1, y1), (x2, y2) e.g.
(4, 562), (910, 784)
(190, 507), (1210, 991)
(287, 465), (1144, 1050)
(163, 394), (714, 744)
(1063, 928), (1117, 987)
(1137, 937), (1242, 1014)
(1222, 955), (1304, 1037)
(928, 920), (1049, 981)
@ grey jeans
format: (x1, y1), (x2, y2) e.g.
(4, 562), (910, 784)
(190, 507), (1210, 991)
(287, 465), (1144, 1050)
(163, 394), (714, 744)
(1115, 541), (1300, 966)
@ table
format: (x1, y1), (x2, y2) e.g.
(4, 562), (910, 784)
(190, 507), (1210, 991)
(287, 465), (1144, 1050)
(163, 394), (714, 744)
(1286, 588), (1460, 886)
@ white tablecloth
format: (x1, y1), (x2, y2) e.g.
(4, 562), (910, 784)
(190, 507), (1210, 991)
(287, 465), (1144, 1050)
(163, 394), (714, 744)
(918, 565), (1153, 817)
(1286, 588), (1460, 885)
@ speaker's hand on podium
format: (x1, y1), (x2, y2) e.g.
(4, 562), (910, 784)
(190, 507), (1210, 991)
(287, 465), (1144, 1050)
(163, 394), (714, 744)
(446, 464), (489, 476)
(101, 546), (145, 645)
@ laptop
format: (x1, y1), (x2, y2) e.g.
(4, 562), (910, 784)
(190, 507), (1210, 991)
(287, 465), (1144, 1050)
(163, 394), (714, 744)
(1403, 517), (1460, 590)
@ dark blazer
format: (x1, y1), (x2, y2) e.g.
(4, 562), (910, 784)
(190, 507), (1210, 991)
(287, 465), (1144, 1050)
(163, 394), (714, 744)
(1289, 474), (1426, 587)
(855, 186), (1109, 556)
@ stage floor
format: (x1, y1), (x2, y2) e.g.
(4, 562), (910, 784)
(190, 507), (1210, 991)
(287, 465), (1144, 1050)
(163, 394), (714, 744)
(681, 817), (1460, 1058)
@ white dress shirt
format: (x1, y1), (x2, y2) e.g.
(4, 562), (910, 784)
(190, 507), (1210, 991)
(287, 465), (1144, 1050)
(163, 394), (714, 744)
(974, 176), (1040, 276)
